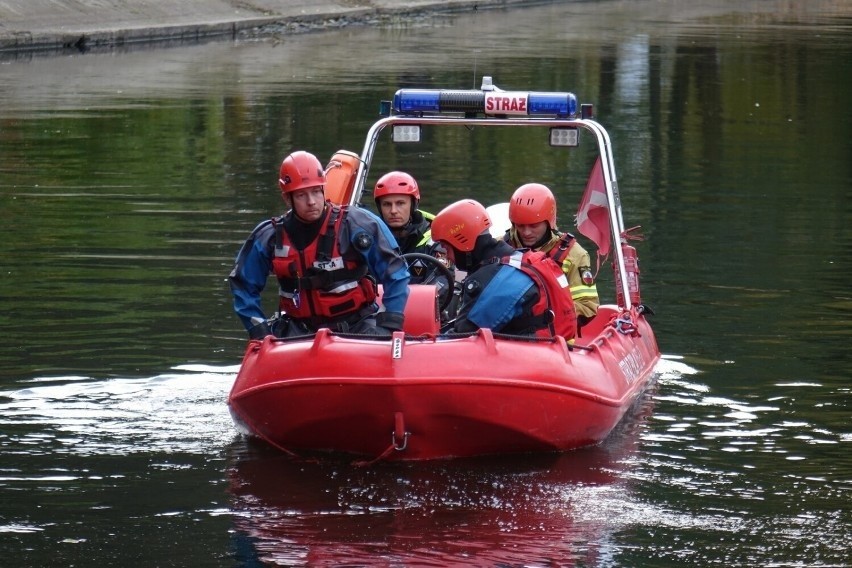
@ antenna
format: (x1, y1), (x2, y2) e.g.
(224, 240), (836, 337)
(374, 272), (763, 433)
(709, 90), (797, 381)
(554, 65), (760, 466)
(472, 50), (480, 88)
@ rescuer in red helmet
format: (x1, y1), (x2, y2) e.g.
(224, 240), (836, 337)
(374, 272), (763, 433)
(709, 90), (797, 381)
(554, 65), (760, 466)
(229, 151), (410, 338)
(373, 171), (434, 254)
(505, 182), (599, 327)
(431, 199), (577, 339)
(373, 170), (454, 307)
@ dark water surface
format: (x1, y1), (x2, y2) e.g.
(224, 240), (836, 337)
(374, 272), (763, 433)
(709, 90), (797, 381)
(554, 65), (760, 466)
(1, 1), (850, 566)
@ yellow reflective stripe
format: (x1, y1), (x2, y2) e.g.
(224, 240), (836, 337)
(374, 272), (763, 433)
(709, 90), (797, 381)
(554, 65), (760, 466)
(570, 284), (599, 300)
(417, 210), (436, 247)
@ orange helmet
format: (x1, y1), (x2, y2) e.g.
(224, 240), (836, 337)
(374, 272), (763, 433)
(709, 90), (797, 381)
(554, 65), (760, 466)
(374, 171), (420, 203)
(509, 183), (557, 228)
(431, 199), (492, 252)
(278, 151), (326, 194)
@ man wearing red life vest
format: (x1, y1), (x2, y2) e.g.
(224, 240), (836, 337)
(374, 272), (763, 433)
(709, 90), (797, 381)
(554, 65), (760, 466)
(505, 183), (600, 326)
(430, 199), (577, 339)
(229, 151), (410, 339)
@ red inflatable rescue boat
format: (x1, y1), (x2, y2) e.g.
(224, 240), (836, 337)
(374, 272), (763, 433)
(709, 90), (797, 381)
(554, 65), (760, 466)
(228, 78), (661, 461)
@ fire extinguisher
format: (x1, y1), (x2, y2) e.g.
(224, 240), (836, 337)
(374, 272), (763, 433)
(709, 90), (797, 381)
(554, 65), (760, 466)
(614, 243), (641, 308)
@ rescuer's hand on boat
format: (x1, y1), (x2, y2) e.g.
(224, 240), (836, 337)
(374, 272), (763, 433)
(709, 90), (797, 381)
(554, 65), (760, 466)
(376, 311), (405, 333)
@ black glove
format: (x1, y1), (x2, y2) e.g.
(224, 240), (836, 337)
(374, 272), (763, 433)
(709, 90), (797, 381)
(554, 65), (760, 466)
(375, 311), (405, 332)
(248, 321), (272, 340)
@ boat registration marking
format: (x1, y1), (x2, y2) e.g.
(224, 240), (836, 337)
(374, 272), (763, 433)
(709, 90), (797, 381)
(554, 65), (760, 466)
(619, 347), (645, 385)
(392, 337), (403, 359)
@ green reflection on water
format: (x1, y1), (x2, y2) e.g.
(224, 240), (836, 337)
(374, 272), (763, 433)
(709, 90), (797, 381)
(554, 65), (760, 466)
(0, 3), (849, 565)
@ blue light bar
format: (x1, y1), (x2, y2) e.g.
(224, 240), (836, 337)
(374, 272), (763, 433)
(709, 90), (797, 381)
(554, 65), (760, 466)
(394, 89), (441, 113)
(392, 88), (578, 118)
(528, 92), (576, 117)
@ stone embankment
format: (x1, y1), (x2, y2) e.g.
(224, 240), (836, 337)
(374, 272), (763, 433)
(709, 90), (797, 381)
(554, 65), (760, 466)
(0, 0), (533, 54)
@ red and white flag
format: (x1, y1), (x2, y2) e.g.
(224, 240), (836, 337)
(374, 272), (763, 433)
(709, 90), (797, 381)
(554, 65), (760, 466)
(575, 156), (612, 257)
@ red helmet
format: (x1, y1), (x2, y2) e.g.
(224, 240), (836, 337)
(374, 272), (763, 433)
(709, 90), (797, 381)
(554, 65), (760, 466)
(431, 199), (492, 253)
(509, 183), (557, 228)
(374, 171), (420, 203)
(278, 151), (326, 194)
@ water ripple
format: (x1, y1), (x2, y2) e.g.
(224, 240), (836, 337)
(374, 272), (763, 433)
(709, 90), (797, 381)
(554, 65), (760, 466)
(0, 365), (237, 457)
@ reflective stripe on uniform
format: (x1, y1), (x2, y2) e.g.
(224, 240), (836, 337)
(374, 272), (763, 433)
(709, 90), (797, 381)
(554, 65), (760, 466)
(570, 284), (599, 300)
(416, 210), (436, 248)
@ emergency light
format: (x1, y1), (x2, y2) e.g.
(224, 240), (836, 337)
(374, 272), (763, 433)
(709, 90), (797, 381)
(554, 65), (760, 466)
(391, 125), (421, 142)
(392, 87), (578, 118)
(549, 127), (579, 147)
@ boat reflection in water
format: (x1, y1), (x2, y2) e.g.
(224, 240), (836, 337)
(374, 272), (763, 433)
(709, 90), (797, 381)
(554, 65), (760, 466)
(226, 386), (656, 566)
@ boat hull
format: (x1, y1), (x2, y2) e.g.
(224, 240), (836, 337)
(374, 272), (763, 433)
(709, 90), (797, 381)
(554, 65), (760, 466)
(228, 306), (660, 461)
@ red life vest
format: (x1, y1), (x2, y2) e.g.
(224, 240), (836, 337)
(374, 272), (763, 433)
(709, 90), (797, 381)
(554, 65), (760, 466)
(271, 205), (377, 321)
(501, 250), (577, 340)
(546, 232), (577, 265)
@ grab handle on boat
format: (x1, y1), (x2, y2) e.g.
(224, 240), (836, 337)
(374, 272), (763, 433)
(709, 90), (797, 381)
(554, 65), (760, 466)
(352, 412), (411, 466)
(615, 314), (638, 336)
(393, 411), (410, 451)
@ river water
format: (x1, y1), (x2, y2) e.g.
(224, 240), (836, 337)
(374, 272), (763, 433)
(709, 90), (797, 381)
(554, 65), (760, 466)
(1, 1), (849, 566)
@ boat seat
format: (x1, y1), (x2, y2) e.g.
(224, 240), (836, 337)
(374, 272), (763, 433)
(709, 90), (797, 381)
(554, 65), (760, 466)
(378, 283), (440, 336)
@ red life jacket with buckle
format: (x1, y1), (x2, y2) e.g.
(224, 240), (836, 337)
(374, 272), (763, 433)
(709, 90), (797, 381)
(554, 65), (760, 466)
(547, 232), (577, 265)
(271, 205), (377, 321)
(501, 250), (577, 340)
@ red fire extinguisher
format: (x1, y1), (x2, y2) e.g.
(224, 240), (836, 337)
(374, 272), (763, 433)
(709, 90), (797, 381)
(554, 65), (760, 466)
(614, 242), (641, 308)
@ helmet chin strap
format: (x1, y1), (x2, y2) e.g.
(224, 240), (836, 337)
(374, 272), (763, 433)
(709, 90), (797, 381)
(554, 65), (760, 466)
(454, 233), (493, 272)
(531, 229), (554, 250)
(290, 196), (327, 224)
(454, 251), (472, 272)
(509, 225), (554, 250)
(393, 216), (417, 238)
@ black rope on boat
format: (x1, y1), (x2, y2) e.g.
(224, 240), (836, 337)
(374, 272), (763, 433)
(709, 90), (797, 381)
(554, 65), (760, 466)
(265, 328), (594, 349)
(351, 411), (410, 467)
(352, 446), (394, 467)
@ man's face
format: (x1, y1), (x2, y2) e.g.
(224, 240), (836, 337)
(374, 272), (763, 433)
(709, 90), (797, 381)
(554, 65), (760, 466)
(514, 221), (549, 247)
(440, 242), (456, 265)
(378, 196), (413, 229)
(287, 187), (325, 222)
(440, 242), (471, 272)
